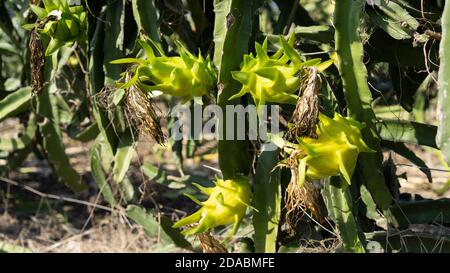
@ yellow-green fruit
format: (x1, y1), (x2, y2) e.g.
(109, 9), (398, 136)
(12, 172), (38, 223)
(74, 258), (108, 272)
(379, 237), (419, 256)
(112, 39), (217, 101)
(229, 36), (301, 106)
(172, 176), (252, 238)
(28, 0), (87, 55)
(296, 112), (375, 185)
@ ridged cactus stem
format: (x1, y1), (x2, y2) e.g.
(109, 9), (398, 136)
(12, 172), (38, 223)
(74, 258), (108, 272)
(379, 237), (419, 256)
(437, 0), (450, 166)
(322, 177), (366, 253)
(334, 0), (391, 209)
(213, 0), (257, 178)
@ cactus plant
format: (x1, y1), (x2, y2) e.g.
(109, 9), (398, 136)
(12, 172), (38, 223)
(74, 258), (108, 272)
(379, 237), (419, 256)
(437, 0), (450, 166)
(1, 0), (450, 255)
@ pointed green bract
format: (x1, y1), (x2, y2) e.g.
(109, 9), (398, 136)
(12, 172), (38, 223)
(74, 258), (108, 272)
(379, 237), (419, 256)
(172, 176), (252, 239)
(112, 38), (217, 101)
(290, 112), (374, 186)
(27, 0), (87, 56)
(230, 35), (333, 108)
(229, 36), (301, 107)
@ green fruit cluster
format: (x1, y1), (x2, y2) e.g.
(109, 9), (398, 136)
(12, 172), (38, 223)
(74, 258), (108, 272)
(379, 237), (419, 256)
(26, 0), (87, 56)
(112, 38), (217, 102)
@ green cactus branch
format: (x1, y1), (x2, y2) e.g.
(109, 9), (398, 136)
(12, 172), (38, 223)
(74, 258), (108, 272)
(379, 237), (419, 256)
(322, 177), (365, 253)
(334, 0), (392, 209)
(213, 0), (259, 178)
(437, 0), (450, 166)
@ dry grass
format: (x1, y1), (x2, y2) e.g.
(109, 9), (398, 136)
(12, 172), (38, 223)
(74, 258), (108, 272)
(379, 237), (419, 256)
(198, 233), (228, 253)
(384, 145), (450, 199)
(0, 212), (183, 253)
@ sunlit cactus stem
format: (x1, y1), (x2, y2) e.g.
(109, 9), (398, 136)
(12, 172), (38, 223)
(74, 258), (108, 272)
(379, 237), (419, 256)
(437, 0), (450, 166)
